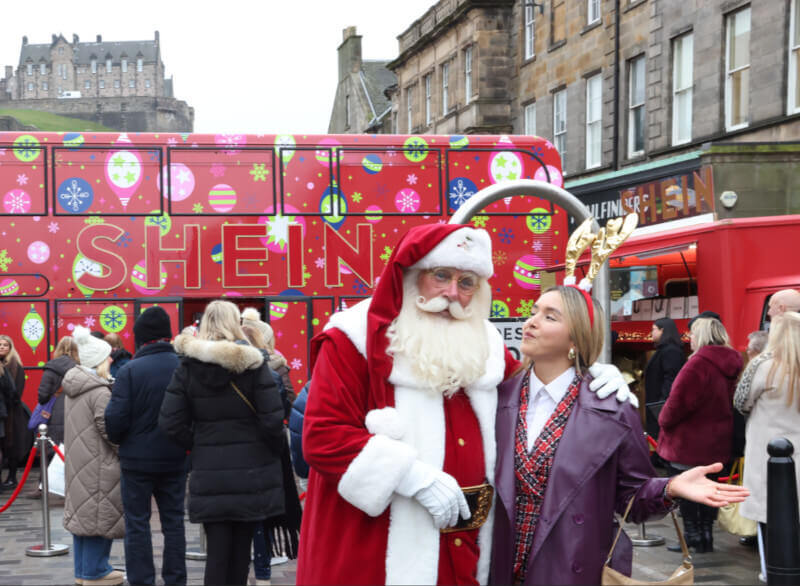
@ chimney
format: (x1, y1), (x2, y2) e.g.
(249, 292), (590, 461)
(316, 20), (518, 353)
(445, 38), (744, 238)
(338, 26), (362, 81)
(52, 34), (58, 44)
(22, 36), (28, 46)
(73, 34), (79, 45)
(5, 66), (12, 80)
(154, 30), (160, 45)
(96, 34), (102, 42)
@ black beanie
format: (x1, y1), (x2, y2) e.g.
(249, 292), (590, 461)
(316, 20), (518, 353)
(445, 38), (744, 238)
(134, 306), (172, 348)
(688, 310), (722, 329)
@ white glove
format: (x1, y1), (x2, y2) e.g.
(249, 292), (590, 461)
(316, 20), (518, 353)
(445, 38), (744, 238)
(395, 460), (470, 529)
(588, 362), (639, 408)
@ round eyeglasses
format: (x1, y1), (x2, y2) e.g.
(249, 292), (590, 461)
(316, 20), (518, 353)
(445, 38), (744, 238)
(426, 267), (480, 294)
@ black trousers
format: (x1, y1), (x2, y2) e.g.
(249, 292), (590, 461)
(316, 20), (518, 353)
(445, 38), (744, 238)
(203, 520), (256, 586)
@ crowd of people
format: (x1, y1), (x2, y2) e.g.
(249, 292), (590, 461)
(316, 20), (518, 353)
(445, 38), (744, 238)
(3, 221), (799, 585)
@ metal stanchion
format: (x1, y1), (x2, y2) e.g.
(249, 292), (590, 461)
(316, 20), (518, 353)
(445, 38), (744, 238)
(26, 424), (69, 557)
(186, 524), (207, 560)
(631, 523), (665, 547)
(766, 437), (800, 585)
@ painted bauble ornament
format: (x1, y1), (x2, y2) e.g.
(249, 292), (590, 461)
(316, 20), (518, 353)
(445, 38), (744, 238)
(489, 150), (524, 184)
(491, 300), (510, 318)
(448, 177), (478, 211)
(100, 305), (127, 333)
(0, 279), (20, 296)
(131, 260), (168, 295)
(160, 163), (195, 202)
(208, 184), (237, 213)
(365, 205), (382, 223)
(63, 132), (85, 149)
(211, 243), (223, 264)
(104, 134), (143, 209)
(27, 241), (50, 264)
(214, 133), (246, 154)
(534, 164), (564, 188)
(269, 301), (288, 321)
(275, 135), (296, 165)
(319, 186), (347, 229)
(13, 134), (41, 162)
(145, 210), (172, 236)
(449, 135), (469, 149)
(3, 189), (32, 214)
(315, 138), (341, 168)
(57, 177), (94, 213)
(403, 136), (428, 163)
(361, 154), (383, 174)
(394, 188), (421, 213)
(513, 255), (545, 290)
(72, 254), (102, 297)
(526, 207), (552, 234)
(21, 304), (45, 352)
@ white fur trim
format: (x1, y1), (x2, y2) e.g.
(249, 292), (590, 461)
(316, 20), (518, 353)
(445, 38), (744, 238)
(337, 434), (417, 517)
(365, 407), (405, 440)
(324, 298), (371, 357)
(173, 334), (264, 372)
(578, 277), (593, 292)
(410, 227), (493, 278)
(563, 275), (577, 286)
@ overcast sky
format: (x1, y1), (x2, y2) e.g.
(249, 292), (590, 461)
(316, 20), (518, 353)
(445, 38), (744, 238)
(1, 0), (436, 134)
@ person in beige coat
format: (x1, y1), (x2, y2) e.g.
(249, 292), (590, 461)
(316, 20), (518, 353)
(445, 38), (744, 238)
(735, 311), (800, 582)
(63, 326), (124, 586)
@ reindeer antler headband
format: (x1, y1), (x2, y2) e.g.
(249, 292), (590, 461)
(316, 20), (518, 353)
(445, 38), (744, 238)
(562, 213), (639, 325)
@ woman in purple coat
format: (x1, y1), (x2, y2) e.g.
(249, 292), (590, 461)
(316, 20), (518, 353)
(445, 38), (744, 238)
(490, 286), (748, 585)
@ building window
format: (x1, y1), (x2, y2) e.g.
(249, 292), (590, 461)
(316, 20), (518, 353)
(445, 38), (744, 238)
(26, 63), (33, 76)
(61, 64), (68, 80)
(586, 75), (602, 168)
(91, 59), (97, 73)
(40, 63), (46, 75)
(588, 0), (600, 25)
(465, 46), (473, 104)
(145, 79), (151, 88)
(524, 2), (535, 59)
(85, 80), (91, 89)
(27, 82), (33, 91)
(524, 102), (536, 135)
(58, 47), (64, 55)
(42, 81), (48, 91)
(790, 0), (800, 114)
(672, 33), (694, 145)
(442, 62), (450, 116)
(552, 0), (566, 45)
(129, 79), (135, 88)
(345, 94), (351, 127)
(553, 89), (567, 170)
(424, 73), (432, 126)
(114, 79), (120, 89)
(106, 58), (112, 73)
(725, 6), (750, 130)
(122, 59), (127, 73)
(137, 58), (143, 72)
(628, 55), (645, 157)
(406, 86), (414, 132)
(99, 80), (105, 89)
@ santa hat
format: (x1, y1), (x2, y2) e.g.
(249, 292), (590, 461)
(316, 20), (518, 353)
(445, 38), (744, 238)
(241, 307), (274, 345)
(363, 224), (492, 410)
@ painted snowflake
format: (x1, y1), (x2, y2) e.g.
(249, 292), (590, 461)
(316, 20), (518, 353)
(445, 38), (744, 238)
(499, 227), (515, 244)
(16, 174), (28, 186)
(448, 178), (477, 209)
(192, 203), (204, 213)
(59, 179), (92, 212)
(83, 316), (96, 328)
(491, 301), (510, 318)
(516, 299), (535, 317)
(406, 173), (418, 185)
(48, 222), (60, 234)
(394, 189), (420, 213)
(250, 163), (268, 181)
(3, 190), (31, 213)
(492, 250), (508, 266)
(351, 192), (363, 203)
(379, 246), (393, 263)
(533, 240), (543, 252)
(210, 163), (226, 178)
(290, 358), (303, 370)
(84, 216), (104, 225)
(352, 280), (369, 295)
(314, 257), (325, 269)
(102, 308), (125, 330)
(472, 216), (489, 228)
(0, 250), (12, 272)
(115, 232), (133, 248)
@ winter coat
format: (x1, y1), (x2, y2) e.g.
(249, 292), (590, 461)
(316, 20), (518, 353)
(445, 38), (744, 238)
(269, 354), (297, 406)
(657, 345), (743, 466)
(159, 335), (285, 524)
(0, 368), (11, 437)
(62, 365), (124, 539)
(737, 356), (800, 523)
(491, 371), (670, 586)
(644, 342), (685, 439)
(1, 364), (31, 460)
(109, 347), (133, 379)
(104, 342), (186, 473)
(37, 355), (76, 445)
(288, 381), (309, 478)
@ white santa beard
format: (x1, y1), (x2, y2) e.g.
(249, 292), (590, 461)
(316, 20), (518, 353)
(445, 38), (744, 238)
(387, 271), (491, 396)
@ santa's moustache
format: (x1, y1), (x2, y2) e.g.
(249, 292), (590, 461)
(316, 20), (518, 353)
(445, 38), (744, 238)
(415, 295), (474, 319)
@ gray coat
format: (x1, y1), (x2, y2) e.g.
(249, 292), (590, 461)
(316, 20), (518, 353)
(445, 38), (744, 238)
(62, 366), (124, 539)
(737, 355), (800, 524)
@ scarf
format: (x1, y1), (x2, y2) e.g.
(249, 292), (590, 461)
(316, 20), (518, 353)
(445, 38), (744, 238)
(512, 369), (581, 583)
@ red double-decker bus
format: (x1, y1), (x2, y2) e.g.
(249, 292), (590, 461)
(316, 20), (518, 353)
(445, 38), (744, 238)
(0, 131), (565, 405)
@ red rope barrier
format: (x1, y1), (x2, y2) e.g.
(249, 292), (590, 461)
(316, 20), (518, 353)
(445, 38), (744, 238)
(50, 442), (65, 461)
(0, 445), (38, 513)
(299, 491), (306, 502)
(646, 435), (658, 450)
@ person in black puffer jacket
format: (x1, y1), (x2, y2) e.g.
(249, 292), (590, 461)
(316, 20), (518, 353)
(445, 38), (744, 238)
(105, 307), (188, 586)
(159, 300), (285, 586)
(288, 381), (310, 480)
(105, 333), (132, 379)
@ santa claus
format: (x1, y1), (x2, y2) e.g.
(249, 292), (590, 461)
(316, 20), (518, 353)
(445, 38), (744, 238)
(296, 223), (631, 585)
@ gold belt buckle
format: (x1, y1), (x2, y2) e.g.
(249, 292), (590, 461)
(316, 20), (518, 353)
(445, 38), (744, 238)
(440, 482), (494, 534)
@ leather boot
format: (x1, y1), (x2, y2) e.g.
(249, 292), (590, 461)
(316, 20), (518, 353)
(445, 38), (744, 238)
(698, 504), (716, 553)
(668, 500), (701, 552)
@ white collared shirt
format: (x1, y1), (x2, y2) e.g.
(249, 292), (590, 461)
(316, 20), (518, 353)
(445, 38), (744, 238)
(525, 366), (576, 452)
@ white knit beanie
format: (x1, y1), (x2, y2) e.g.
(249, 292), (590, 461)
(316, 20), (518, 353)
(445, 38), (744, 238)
(73, 325), (112, 369)
(241, 308), (274, 345)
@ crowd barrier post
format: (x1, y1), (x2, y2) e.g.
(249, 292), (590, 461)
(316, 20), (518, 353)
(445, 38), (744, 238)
(766, 438), (800, 585)
(25, 424), (69, 557)
(630, 522), (665, 547)
(186, 524), (207, 561)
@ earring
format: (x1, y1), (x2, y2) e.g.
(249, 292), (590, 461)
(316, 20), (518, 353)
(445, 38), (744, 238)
(568, 348), (576, 361)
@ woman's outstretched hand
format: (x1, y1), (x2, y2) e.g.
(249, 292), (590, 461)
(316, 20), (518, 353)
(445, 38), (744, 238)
(668, 462), (750, 507)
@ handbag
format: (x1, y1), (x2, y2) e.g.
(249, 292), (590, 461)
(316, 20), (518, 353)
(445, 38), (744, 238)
(717, 458), (757, 537)
(633, 299), (653, 322)
(602, 496), (694, 585)
(28, 387), (61, 430)
(651, 298), (667, 320)
(46, 444), (66, 497)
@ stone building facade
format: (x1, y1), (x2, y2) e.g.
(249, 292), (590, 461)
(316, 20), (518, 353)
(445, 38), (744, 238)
(0, 32), (193, 132)
(379, 0), (800, 221)
(329, 27), (396, 134)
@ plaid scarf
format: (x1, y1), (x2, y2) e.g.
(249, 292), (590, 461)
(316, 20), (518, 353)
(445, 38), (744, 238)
(512, 369), (581, 584)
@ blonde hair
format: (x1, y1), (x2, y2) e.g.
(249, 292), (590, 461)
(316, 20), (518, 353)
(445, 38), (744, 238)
(519, 286), (606, 375)
(198, 300), (246, 341)
(95, 357), (112, 381)
(690, 318), (731, 350)
(766, 312), (800, 410)
(53, 336), (79, 362)
(242, 324), (267, 350)
(103, 332), (125, 350)
(0, 334), (23, 376)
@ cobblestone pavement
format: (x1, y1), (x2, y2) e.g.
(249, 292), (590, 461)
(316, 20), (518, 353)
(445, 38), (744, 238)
(0, 489), (759, 585)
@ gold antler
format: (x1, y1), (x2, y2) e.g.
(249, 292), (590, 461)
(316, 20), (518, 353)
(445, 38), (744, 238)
(586, 213), (639, 283)
(564, 217), (596, 280)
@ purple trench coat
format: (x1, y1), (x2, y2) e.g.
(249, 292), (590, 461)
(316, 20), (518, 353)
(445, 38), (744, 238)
(490, 371), (670, 585)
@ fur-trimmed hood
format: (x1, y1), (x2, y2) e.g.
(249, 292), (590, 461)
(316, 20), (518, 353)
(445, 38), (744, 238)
(173, 334), (264, 373)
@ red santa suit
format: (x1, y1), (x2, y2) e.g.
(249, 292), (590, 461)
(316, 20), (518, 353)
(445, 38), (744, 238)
(296, 224), (518, 585)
